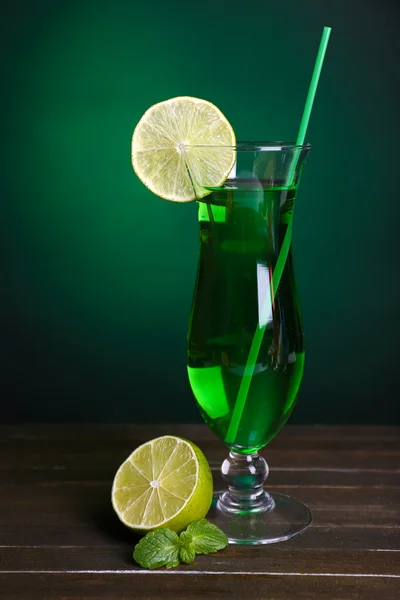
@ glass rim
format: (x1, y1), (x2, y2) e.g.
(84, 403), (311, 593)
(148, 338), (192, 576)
(181, 141), (311, 151)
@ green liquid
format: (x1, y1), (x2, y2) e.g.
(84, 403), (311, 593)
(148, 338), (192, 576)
(187, 180), (304, 454)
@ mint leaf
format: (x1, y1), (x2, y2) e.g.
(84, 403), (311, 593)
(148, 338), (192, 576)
(133, 529), (180, 569)
(180, 519), (228, 555)
(179, 532), (196, 564)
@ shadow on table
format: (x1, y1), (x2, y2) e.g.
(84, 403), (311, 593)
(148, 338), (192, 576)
(81, 482), (141, 564)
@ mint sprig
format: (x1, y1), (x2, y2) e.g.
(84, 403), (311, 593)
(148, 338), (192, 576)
(134, 519), (228, 569)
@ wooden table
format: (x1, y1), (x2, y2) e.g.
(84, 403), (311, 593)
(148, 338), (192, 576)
(0, 425), (399, 599)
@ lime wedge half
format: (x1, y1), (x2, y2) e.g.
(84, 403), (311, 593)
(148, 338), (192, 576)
(111, 435), (213, 533)
(131, 96), (236, 202)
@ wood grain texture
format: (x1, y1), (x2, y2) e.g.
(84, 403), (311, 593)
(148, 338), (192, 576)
(2, 544), (400, 575)
(0, 573), (399, 600)
(0, 424), (399, 600)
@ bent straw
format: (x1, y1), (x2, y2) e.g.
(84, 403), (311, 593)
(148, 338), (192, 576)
(225, 26), (332, 445)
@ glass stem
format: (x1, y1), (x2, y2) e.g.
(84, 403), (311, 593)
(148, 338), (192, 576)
(217, 451), (274, 514)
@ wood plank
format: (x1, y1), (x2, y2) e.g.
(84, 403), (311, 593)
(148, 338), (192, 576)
(0, 572), (399, 600)
(1, 425), (399, 478)
(0, 528), (398, 552)
(1, 466), (399, 487)
(1, 446), (399, 471)
(0, 483), (398, 546)
(2, 424), (399, 442)
(0, 505), (395, 543)
(1, 481), (399, 512)
(2, 480), (399, 510)
(1, 545), (400, 576)
(2, 423), (400, 448)
(0, 521), (398, 550)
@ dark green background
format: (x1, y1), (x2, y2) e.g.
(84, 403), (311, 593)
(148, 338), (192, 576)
(2, 0), (399, 424)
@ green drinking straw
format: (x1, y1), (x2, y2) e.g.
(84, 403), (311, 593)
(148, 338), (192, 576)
(225, 26), (332, 445)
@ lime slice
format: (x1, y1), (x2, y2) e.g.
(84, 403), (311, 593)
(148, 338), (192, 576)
(111, 435), (213, 533)
(131, 96), (236, 202)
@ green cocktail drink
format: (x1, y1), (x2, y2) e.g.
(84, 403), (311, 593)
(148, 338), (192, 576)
(130, 22), (330, 547)
(187, 180), (304, 453)
(184, 143), (313, 544)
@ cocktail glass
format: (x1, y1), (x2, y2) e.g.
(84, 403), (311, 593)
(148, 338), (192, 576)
(186, 142), (311, 544)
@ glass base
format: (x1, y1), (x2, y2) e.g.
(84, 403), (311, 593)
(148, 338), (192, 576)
(207, 491), (312, 545)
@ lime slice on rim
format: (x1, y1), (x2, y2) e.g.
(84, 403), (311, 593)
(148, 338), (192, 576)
(131, 96), (236, 202)
(111, 435), (213, 533)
